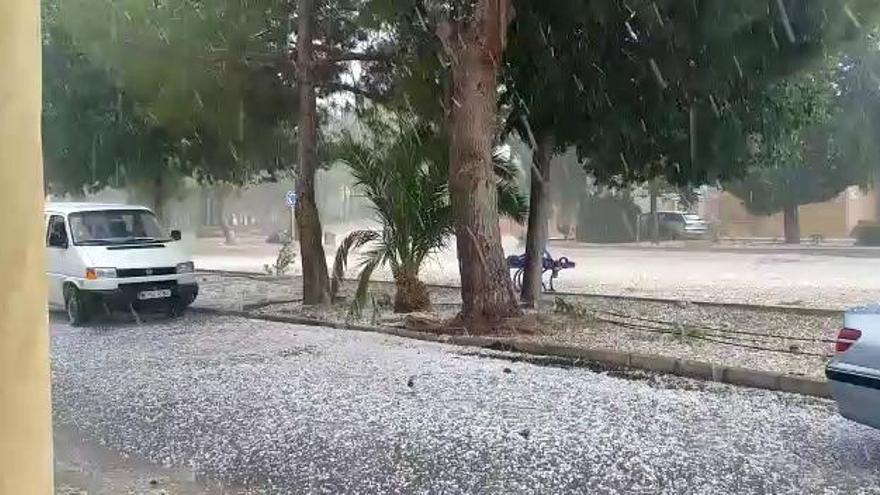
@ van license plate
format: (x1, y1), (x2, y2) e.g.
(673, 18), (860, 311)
(138, 289), (172, 300)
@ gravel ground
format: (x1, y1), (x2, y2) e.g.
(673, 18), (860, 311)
(52, 313), (880, 494)
(218, 275), (840, 378)
(194, 236), (880, 310)
(194, 273), (298, 311)
(532, 295), (839, 378)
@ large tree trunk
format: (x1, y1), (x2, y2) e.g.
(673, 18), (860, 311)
(875, 178), (880, 221)
(649, 178), (660, 244)
(441, 0), (520, 329)
(393, 268), (430, 313)
(215, 186), (237, 245)
(521, 133), (554, 307)
(151, 176), (166, 222)
(295, 0), (331, 305)
(200, 186), (210, 227)
(783, 204), (800, 244)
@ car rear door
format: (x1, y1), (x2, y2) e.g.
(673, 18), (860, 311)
(827, 307), (880, 429)
(45, 214), (70, 307)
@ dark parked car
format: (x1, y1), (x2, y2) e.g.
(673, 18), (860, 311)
(638, 211), (709, 240)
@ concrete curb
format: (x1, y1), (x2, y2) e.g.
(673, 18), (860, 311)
(193, 306), (831, 399)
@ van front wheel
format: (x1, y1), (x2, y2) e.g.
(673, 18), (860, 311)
(65, 286), (91, 326)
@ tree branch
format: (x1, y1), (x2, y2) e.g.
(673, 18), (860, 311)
(319, 82), (386, 102)
(321, 50), (395, 63)
(309, 42), (396, 63)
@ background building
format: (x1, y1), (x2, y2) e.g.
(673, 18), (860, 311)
(701, 186), (879, 240)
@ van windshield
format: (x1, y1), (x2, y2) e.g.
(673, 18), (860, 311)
(68, 210), (168, 245)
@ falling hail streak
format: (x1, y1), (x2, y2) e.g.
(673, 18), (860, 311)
(619, 152), (630, 175)
(649, 58), (667, 89)
(652, 1), (664, 26)
(625, 21), (639, 42)
(689, 105), (697, 167)
(572, 74), (584, 92)
(709, 94), (720, 118)
(844, 4), (863, 30)
(415, 7), (429, 32)
(238, 99), (244, 141)
(733, 54), (744, 79)
(774, 0), (797, 44)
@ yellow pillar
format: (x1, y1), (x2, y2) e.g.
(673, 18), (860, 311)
(0, 0), (53, 493)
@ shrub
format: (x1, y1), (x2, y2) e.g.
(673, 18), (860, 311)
(852, 221), (880, 246)
(264, 240), (295, 276)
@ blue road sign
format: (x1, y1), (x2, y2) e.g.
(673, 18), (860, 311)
(285, 190), (298, 208)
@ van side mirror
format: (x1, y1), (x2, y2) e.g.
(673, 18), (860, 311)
(170, 230), (182, 241)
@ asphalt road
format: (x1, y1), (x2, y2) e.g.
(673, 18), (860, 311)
(52, 313), (880, 494)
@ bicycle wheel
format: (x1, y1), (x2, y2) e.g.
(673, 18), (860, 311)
(513, 269), (524, 290)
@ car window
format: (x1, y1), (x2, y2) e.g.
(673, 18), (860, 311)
(68, 210), (166, 245)
(46, 215), (68, 248)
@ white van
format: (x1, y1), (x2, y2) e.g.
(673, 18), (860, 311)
(45, 202), (198, 325)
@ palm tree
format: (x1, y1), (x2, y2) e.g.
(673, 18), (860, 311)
(331, 119), (526, 314)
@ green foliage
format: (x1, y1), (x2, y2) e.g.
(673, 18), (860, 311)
(44, 0), (400, 194)
(727, 51), (878, 215)
(42, 12), (179, 195)
(264, 240), (296, 276)
(329, 118), (452, 313)
(833, 33), (880, 185)
(45, 0), (299, 190)
(332, 229), (384, 316)
(501, 0), (586, 150)
(45, 0), (880, 211)
(853, 222), (880, 246)
(493, 150), (529, 223)
(328, 113), (526, 312)
(502, 0), (880, 188)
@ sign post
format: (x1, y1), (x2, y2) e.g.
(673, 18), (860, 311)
(285, 190), (298, 242)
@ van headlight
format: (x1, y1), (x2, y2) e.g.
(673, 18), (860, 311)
(85, 267), (116, 280)
(176, 262), (195, 274)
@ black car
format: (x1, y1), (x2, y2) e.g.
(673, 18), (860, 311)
(638, 211), (709, 240)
